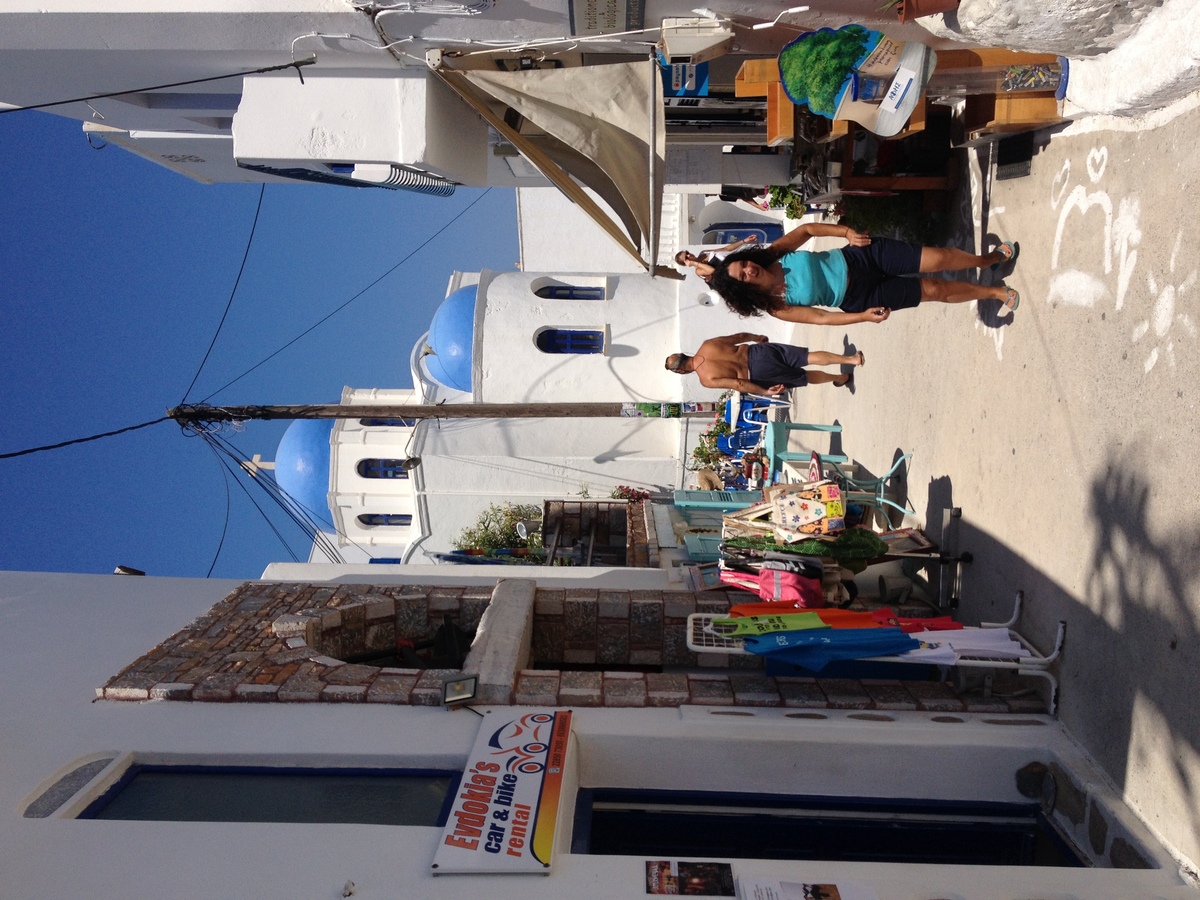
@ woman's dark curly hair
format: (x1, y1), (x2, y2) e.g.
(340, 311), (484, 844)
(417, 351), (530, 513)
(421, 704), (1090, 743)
(708, 246), (784, 317)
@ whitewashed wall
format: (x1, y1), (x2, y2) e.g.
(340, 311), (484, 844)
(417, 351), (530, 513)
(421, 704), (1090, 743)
(414, 415), (680, 551)
(476, 270), (683, 403)
(2, 571), (1193, 900)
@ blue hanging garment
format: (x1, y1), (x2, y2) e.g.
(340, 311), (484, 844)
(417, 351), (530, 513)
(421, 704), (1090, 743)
(743, 627), (920, 672)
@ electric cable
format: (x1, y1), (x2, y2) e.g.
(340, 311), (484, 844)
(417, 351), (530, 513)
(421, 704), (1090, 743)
(205, 426), (382, 565)
(200, 431), (303, 563)
(0, 416), (170, 460)
(202, 429), (350, 564)
(199, 188), (493, 402)
(202, 441), (234, 577)
(0, 59), (315, 116)
(180, 184), (267, 404)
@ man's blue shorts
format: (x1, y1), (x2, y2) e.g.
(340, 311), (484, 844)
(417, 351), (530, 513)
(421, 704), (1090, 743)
(747, 342), (809, 388)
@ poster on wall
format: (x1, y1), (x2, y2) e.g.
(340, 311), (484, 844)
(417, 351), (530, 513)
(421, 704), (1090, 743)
(432, 710), (572, 875)
(646, 860), (736, 895)
(739, 880), (878, 900)
(569, 0), (644, 35)
(777, 25), (936, 137)
(621, 401), (718, 417)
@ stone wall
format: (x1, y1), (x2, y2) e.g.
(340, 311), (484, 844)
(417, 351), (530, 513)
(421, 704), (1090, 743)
(98, 582), (491, 705)
(97, 580), (1049, 714)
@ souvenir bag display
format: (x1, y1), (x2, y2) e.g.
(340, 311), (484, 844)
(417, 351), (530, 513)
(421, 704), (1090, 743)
(756, 563), (826, 607)
(770, 480), (845, 541)
(717, 555), (825, 607)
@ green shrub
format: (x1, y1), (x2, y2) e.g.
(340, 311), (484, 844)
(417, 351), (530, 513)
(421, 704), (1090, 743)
(453, 503), (544, 552)
(834, 193), (945, 245)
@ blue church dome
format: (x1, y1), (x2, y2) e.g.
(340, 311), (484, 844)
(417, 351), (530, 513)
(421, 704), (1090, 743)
(274, 418), (335, 529)
(424, 284), (477, 392)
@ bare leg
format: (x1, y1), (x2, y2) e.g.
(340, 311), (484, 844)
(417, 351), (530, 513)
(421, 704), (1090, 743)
(919, 246), (1004, 273)
(808, 350), (864, 367)
(807, 370), (852, 387)
(920, 278), (1010, 305)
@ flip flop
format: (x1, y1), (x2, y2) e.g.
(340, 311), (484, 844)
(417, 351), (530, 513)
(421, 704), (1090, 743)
(1002, 287), (1020, 312)
(993, 241), (1019, 267)
(857, 350), (866, 367)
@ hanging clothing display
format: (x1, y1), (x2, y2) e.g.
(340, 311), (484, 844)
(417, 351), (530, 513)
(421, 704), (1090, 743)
(900, 627), (1033, 664)
(743, 627), (921, 671)
(714, 612), (828, 638)
(727, 604), (961, 632)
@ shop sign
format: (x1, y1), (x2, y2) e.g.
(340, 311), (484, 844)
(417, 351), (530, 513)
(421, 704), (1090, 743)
(569, 0), (644, 36)
(661, 61), (710, 97)
(432, 710), (572, 874)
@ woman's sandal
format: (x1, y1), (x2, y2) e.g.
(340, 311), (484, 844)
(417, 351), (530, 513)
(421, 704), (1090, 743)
(1002, 287), (1020, 312)
(993, 241), (1020, 267)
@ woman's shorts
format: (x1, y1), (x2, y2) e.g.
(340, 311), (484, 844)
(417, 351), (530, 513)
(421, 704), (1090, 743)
(839, 238), (923, 312)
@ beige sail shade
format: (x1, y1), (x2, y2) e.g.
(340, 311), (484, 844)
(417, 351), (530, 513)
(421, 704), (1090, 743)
(432, 60), (664, 269)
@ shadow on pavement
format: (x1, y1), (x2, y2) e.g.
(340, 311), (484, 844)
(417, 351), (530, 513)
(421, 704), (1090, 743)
(922, 450), (1200, 862)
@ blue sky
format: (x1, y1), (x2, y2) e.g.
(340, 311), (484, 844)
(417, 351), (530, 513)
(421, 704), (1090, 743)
(0, 111), (518, 579)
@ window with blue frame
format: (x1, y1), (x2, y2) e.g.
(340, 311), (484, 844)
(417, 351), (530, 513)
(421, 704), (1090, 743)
(356, 459), (410, 479)
(76, 765), (460, 826)
(357, 514), (413, 527)
(535, 328), (604, 354)
(534, 284), (605, 300)
(359, 418), (416, 427)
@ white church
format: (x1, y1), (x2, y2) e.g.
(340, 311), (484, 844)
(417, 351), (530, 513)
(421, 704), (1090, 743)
(271, 230), (807, 565)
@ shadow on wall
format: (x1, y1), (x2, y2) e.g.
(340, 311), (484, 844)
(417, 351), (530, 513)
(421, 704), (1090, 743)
(933, 447), (1200, 860)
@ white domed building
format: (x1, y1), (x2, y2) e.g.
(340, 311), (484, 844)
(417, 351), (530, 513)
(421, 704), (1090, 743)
(273, 260), (793, 566)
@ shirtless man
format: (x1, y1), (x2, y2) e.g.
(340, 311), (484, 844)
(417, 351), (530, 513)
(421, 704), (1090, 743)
(665, 333), (863, 395)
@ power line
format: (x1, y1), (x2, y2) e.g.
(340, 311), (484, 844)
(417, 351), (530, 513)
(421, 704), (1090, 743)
(0, 416), (169, 460)
(200, 431), (302, 564)
(200, 188), (494, 402)
(202, 442), (234, 578)
(0, 58), (315, 116)
(201, 429), (344, 564)
(198, 427), (393, 566)
(181, 183), (267, 404)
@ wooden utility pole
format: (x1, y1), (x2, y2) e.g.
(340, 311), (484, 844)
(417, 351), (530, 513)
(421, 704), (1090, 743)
(168, 402), (712, 425)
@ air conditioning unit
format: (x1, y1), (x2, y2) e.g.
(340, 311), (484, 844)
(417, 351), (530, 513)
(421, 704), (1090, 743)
(659, 17), (734, 64)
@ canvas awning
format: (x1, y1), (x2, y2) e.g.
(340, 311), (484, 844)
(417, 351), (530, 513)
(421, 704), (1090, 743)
(430, 58), (665, 270)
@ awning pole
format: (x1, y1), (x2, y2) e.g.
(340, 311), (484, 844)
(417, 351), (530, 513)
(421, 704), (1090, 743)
(648, 52), (660, 275)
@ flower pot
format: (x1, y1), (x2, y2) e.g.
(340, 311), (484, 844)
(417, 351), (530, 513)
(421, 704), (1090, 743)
(896, 0), (959, 22)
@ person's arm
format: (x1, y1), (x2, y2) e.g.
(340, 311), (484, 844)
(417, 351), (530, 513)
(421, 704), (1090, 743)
(768, 223), (871, 255)
(704, 376), (784, 395)
(769, 305), (890, 326)
(723, 332), (770, 345)
(717, 235), (756, 253)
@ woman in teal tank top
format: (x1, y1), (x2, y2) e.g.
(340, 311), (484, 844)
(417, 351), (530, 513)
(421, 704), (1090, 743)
(708, 223), (1019, 325)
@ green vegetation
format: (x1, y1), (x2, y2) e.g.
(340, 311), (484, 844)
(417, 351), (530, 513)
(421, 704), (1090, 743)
(834, 193), (946, 245)
(778, 25), (871, 117)
(767, 185), (807, 219)
(688, 419), (732, 470)
(453, 503), (544, 553)
(723, 528), (889, 572)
